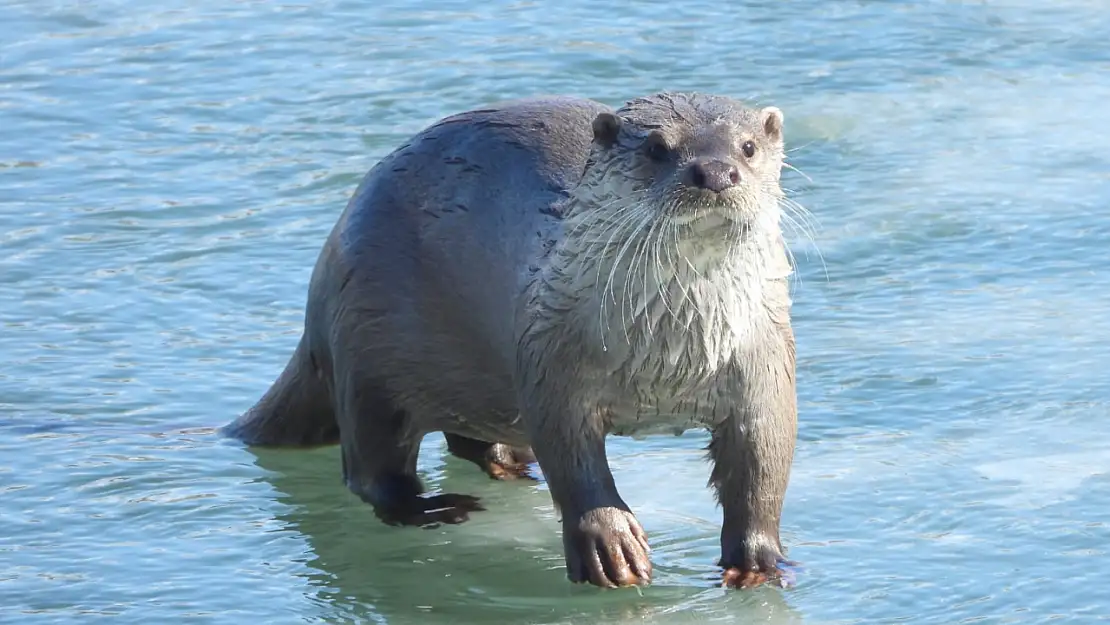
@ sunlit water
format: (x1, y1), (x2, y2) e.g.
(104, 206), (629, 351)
(2, 1), (1109, 623)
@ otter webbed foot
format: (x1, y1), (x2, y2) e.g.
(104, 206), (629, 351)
(444, 434), (538, 481)
(718, 536), (799, 589)
(563, 507), (652, 588)
(484, 443), (537, 481)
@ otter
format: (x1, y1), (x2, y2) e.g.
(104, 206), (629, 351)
(223, 92), (799, 590)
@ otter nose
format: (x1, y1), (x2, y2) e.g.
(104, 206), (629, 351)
(687, 159), (740, 193)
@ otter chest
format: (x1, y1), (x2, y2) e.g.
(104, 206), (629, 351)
(598, 299), (767, 438)
(604, 391), (730, 438)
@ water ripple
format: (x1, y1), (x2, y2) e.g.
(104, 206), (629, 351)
(2, 0), (1110, 623)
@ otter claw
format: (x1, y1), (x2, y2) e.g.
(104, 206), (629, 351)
(564, 507), (652, 588)
(720, 558), (800, 589)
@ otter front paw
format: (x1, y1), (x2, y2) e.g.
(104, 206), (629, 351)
(719, 535), (797, 589)
(563, 507), (652, 588)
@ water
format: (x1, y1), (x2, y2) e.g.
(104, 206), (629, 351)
(2, 0), (1109, 622)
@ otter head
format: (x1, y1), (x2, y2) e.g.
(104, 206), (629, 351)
(581, 93), (786, 244)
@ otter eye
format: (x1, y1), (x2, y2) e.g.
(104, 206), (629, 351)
(742, 141), (756, 158)
(644, 132), (671, 162)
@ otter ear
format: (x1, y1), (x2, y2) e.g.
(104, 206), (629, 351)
(760, 106), (784, 144)
(592, 112), (622, 147)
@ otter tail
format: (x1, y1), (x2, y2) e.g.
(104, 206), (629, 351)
(222, 337), (338, 447)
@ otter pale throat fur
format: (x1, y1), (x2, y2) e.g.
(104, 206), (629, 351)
(222, 92), (799, 590)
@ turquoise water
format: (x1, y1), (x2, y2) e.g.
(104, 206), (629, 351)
(3, 0), (1109, 622)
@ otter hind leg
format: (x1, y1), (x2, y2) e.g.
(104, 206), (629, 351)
(337, 380), (485, 527)
(444, 433), (538, 481)
(222, 337), (339, 447)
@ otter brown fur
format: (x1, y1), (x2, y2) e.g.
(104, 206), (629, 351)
(223, 92), (799, 590)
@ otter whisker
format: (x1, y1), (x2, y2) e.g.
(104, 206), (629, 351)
(777, 192), (822, 236)
(781, 161), (813, 185)
(649, 193), (682, 321)
(668, 213), (700, 320)
(773, 189), (827, 283)
(591, 206), (649, 303)
(778, 211), (805, 291)
(657, 186), (698, 317)
(722, 200), (750, 280)
(785, 139), (817, 155)
(600, 208), (656, 347)
(568, 192), (649, 274)
(586, 200), (651, 292)
(668, 221), (702, 339)
(621, 210), (660, 343)
(561, 190), (657, 351)
(647, 212), (671, 326)
(570, 195), (648, 251)
(615, 208), (657, 339)
(626, 215), (660, 341)
(629, 208), (670, 339)
(565, 188), (651, 236)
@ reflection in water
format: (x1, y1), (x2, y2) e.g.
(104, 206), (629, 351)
(249, 440), (805, 624)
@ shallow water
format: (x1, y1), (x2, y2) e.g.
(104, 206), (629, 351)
(2, 0), (1109, 622)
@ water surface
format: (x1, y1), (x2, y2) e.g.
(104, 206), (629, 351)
(2, 0), (1109, 623)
